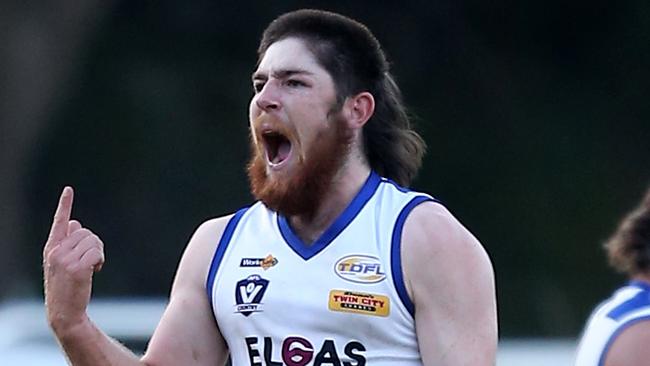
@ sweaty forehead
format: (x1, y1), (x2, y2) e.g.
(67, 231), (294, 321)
(256, 37), (326, 76)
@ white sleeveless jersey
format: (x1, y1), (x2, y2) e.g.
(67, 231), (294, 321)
(207, 172), (436, 366)
(574, 281), (650, 366)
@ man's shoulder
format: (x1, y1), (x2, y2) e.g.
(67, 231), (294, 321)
(195, 213), (237, 236)
(401, 199), (489, 274)
(377, 177), (437, 200)
(192, 203), (268, 243)
(403, 200), (467, 239)
(187, 209), (252, 254)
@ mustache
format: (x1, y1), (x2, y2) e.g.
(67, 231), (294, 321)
(252, 113), (287, 134)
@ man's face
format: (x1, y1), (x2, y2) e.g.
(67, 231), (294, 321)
(247, 37), (353, 216)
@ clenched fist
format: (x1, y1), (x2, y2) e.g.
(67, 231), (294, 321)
(43, 187), (105, 335)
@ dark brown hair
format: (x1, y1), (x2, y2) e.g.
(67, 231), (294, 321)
(257, 9), (426, 186)
(605, 186), (650, 276)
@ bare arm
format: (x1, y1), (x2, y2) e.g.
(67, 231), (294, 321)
(604, 320), (650, 366)
(401, 201), (498, 366)
(141, 216), (231, 365)
(43, 187), (230, 365)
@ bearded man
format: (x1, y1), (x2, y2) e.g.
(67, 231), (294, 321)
(43, 9), (497, 366)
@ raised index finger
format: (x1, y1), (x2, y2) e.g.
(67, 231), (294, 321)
(47, 186), (74, 243)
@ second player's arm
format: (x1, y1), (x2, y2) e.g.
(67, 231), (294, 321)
(603, 319), (650, 366)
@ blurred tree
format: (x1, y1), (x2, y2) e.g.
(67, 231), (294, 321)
(0, 0), (116, 299)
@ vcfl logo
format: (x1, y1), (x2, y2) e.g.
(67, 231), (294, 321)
(235, 275), (269, 316)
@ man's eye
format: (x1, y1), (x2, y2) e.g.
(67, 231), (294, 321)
(285, 79), (305, 88)
(253, 82), (265, 93)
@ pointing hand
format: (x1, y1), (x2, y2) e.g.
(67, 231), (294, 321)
(43, 187), (105, 333)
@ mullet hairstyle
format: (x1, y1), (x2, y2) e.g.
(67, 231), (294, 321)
(257, 9), (426, 186)
(605, 186), (650, 276)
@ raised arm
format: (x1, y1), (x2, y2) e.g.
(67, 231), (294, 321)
(401, 201), (498, 366)
(43, 187), (230, 366)
(141, 215), (231, 365)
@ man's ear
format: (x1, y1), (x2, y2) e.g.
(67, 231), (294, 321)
(344, 92), (375, 129)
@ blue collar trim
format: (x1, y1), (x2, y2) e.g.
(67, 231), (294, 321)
(277, 171), (381, 260)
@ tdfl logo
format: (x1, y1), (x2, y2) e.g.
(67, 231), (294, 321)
(334, 254), (386, 284)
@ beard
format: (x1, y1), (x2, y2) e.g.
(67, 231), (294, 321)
(247, 110), (353, 218)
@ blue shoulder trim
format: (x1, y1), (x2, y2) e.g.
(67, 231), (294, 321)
(381, 177), (443, 205)
(607, 285), (650, 321)
(380, 177), (412, 194)
(598, 315), (650, 366)
(599, 283), (650, 365)
(206, 207), (249, 304)
(390, 195), (435, 317)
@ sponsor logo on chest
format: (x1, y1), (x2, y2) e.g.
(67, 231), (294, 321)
(245, 336), (366, 366)
(235, 275), (269, 316)
(240, 254), (279, 270)
(328, 290), (390, 317)
(334, 255), (386, 284)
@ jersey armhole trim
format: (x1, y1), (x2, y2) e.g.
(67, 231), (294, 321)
(390, 195), (436, 318)
(598, 315), (650, 366)
(206, 207), (249, 305)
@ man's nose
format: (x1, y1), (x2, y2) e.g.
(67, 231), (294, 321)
(255, 82), (281, 111)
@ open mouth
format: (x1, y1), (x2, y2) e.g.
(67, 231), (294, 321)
(262, 130), (292, 166)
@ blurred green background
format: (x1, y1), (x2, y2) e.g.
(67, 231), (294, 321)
(1, 0), (649, 338)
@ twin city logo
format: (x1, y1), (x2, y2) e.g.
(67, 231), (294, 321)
(334, 255), (386, 284)
(235, 274), (269, 316)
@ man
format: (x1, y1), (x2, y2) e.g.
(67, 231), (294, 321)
(43, 9), (497, 366)
(575, 187), (650, 366)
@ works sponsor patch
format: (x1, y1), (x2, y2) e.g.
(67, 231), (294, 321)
(328, 290), (390, 317)
(240, 254), (278, 270)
